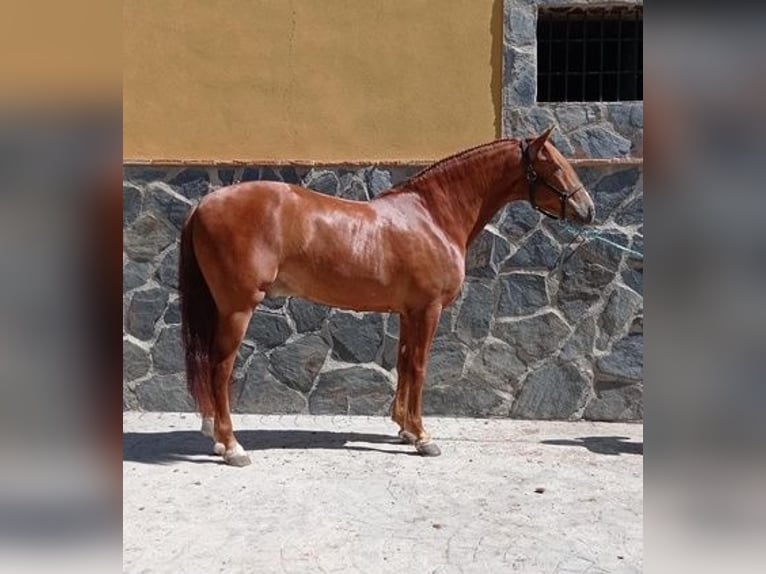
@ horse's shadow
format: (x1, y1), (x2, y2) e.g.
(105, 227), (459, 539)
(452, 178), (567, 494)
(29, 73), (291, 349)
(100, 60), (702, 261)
(541, 435), (643, 455)
(123, 429), (413, 464)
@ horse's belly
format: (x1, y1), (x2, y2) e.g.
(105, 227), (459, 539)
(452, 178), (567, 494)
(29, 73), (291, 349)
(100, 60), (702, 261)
(269, 262), (401, 312)
(270, 246), (463, 312)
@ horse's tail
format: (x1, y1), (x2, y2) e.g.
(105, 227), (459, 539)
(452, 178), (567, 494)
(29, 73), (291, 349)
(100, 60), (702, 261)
(179, 207), (217, 413)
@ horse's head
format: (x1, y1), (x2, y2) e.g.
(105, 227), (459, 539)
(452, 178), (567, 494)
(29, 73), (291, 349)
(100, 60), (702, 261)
(520, 127), (595, 224)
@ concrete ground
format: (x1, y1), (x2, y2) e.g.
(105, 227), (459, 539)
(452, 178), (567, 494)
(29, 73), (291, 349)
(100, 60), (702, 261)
(123, 413), (643, 574)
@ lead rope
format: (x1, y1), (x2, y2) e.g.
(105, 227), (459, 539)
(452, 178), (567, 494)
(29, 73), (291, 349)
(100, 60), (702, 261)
(555, 220), (644, 267)
(555, 222), (587, 267)
(585, 230), (644, 260)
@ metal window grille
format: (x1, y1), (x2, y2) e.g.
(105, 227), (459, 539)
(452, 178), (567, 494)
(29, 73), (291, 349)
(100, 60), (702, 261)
(537, 6), (643, 102)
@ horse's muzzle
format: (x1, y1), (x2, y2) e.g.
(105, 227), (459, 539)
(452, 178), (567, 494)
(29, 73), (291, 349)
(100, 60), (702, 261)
(569, 202), (595, 225)
(583, 204), (595, 224)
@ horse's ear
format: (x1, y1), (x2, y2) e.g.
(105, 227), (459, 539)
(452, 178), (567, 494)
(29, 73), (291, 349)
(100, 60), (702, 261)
(528, 125), (555, 160)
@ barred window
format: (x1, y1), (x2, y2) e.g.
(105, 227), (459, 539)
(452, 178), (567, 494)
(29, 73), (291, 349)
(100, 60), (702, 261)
(537, 6), (643, 102)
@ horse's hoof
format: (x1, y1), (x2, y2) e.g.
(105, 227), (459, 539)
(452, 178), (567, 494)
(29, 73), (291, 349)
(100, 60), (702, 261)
(213, 442), (226, 456)
(398, 430), (417, 445)
(225, 453), (252, 467)
(201, 417), (215, 439)
(416, 441), (442, 457)
(223, 444), (251, 467)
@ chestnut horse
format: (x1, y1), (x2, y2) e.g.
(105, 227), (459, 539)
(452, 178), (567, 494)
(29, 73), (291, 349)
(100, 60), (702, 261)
(179, 127), (595, 466)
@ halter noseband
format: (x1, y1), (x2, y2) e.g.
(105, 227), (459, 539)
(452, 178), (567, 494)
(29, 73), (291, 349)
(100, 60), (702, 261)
(520, 139), (583, 220)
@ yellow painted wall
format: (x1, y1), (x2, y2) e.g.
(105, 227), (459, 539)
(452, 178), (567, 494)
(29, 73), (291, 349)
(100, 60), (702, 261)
(124, 0), (502, 163)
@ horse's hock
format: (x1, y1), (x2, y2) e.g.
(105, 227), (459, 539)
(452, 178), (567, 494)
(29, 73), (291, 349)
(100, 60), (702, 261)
(123, 162), (642, 421)
(123, 0), (643, 421)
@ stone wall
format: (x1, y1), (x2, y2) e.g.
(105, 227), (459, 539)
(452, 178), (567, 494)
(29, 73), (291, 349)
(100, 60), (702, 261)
(123, 163), (643, 420)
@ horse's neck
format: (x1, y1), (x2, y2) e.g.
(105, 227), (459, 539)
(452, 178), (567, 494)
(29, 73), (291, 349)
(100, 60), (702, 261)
(409, 141), (524, 249)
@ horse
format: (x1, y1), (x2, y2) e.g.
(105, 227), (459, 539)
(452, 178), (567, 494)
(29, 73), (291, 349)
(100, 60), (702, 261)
(179, 126), (595, 466)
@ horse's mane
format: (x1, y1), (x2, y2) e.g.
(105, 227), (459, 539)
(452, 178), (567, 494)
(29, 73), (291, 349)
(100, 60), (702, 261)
(384, 138), (519, 194)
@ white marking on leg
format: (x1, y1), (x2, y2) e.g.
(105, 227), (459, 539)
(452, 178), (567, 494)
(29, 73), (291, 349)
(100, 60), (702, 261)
(201, 417), (215, 438)
(213, 442), (226, 456)
(226, 443), (246, 458)
(224, 442), (252, 466)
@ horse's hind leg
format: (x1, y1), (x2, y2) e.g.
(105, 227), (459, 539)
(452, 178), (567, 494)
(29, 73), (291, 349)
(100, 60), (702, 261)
(200, 396), (215, 439)
(200, 414), (215, 439)
(211, 308), (253, 466)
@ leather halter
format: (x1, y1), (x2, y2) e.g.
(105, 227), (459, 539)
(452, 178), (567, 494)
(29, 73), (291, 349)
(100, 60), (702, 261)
(520, 139), (583, 220)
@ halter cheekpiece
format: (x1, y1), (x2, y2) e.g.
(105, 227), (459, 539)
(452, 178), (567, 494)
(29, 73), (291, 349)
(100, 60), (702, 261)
(520, 139), (583, 220)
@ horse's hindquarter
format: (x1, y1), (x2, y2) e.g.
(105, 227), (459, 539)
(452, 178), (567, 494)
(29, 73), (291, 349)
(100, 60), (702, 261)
(274, 189), (465, 312)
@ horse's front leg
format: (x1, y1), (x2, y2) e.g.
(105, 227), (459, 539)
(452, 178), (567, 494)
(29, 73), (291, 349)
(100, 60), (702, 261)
(404, 303), (442, 456)
(392, 313), (417, 444)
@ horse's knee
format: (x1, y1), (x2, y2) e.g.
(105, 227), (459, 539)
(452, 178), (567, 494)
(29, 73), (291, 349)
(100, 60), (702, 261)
(411, 365), (426, 380)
